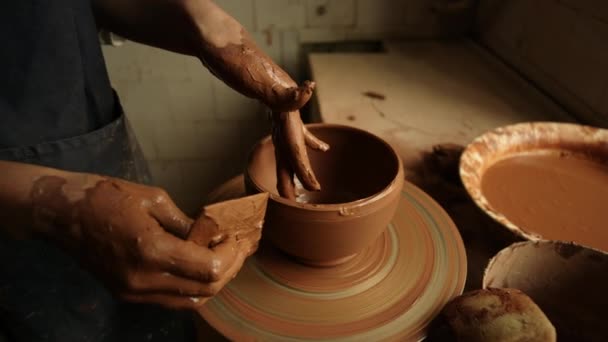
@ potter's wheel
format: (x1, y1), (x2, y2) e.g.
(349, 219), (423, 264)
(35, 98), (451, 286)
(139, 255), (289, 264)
(198, 178), (467, 341)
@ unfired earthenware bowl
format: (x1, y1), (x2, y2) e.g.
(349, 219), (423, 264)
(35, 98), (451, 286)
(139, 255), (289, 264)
(483, 240), (608, 341)
(245, 123), (404, 266)
(459, 122), (608, 250)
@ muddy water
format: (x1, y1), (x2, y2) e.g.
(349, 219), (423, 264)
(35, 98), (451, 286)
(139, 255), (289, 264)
(482, 151), (608, 251)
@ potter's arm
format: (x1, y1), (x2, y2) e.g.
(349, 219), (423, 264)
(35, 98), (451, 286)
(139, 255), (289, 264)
(0, 161), (74, 238)
(93, 0), (329, 198)
(0, 160), (249, 310)
(93, 0), (312, 111)
(0, 160), (192, 239)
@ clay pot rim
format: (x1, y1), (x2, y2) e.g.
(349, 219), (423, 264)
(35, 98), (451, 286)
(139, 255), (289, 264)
(482, 239), (608, 289)
(459, 121), (608, 244)
(246, 123), (404, 212)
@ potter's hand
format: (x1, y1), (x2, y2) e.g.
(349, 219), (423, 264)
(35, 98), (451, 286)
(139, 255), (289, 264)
(32, 175), (247, 311)
(272, 111), (329, 199)
(91, 0), (330, 198)
(185, 2), (330, 197)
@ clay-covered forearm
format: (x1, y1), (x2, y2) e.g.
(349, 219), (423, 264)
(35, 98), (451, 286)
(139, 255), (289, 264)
(0, 161), (251, 309)
(94, 0), (327, 196)
(93, 0), (314, 112)
(197, 32), (315, 112)
(186, 0), (315, 111)
(0, 161), (97, 238)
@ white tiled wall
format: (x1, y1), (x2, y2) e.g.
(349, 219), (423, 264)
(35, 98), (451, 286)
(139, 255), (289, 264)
(102, 0), (449, 214)
(306, 0), (356, 28)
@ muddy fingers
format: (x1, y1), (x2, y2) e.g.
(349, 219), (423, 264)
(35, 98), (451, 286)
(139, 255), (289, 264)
(273, 124), (296, 200)
(269, 81), (316, 113)
(283, 111), (320, 192)
(304, 127), (329, 152)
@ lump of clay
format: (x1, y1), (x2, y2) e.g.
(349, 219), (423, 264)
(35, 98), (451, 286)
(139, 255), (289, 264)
(188, 193), (269, 256)
(426, 288), (556, 342)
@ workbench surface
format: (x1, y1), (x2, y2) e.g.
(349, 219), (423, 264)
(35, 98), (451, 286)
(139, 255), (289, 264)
(309, 39), (573, 170)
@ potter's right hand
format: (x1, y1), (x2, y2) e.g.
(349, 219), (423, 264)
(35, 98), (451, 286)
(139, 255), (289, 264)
(31, 174), (247, 311)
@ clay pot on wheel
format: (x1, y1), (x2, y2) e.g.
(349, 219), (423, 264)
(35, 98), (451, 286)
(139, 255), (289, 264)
(245, 123), (404, 266)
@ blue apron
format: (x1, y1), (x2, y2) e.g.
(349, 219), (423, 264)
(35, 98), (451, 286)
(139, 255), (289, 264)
(0, 1), (193, 341)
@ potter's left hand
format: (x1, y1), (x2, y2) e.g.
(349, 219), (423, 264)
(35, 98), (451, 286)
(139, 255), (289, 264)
(93, 0), (330, 198)
(272, 111), (329, 199)
(182, 1), (330, 199)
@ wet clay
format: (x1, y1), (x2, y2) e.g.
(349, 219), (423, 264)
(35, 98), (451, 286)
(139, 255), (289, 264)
(194, 0), (315, 112)
(245, 124), (404, 265)
(189, 193), (268, 255)
(30, 174), (103, 237)
(427, 288), (556, 342)
(187, 0), (243, 49)
(249, 124), (399, 204)
(199, 31), (316, 112)
(197, 177), (467, 341)
(26, 175), (257, 310)
(271, 111), (329, 199)
(481, 151), (608, 251)
(200, 29), (328, 198)
(191, 1), (328, 199)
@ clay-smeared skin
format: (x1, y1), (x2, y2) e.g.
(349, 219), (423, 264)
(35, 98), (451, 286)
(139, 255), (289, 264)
(93, 0), (328, 198)
(201, 34), (329, 198)
(199, 32), (316, 113)
(190, 1), (329, 198)
(30, 175), (249, 311)
(190, 0), (313, 112)
(189, 193), (268, 254)
(272, 111), (329, 199)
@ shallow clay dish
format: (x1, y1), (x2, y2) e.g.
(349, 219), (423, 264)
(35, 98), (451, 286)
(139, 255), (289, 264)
(198, 180), (467, 341)
(483, 241), (608, 341)
(245, 123), (404, 266)
(460, 122), (608, 251)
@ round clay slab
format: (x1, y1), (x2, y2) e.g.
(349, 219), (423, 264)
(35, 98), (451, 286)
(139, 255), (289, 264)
(198, 181), (467, 341)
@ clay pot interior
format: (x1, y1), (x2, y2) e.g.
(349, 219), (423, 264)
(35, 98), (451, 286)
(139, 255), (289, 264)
(245, 124), (404, 266)
(460, 122), (608, 251)
(483, 241), (608, 341)
(248, 125), (400, 205)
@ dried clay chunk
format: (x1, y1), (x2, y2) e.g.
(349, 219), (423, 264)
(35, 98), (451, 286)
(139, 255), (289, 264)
(188, 193), (269, 255)
(427, 288), (556, 342)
